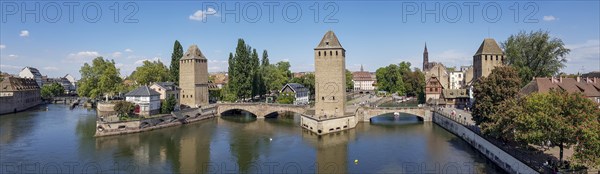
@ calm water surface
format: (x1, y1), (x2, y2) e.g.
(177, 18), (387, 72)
(0, 104), (504, 173)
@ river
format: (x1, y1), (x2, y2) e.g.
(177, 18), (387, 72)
(0, 104), (504, 173)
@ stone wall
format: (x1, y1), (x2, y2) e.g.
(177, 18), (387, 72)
(300, 115), (357, 135)
(95, 108), (216, 137)
(96, 102), (116, 117)
(432, 112), (536, 174)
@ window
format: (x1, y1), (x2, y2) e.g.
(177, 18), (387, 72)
(330, 51), (332, 56)
(322, 97), (325, 100)
(336, 51), (338, 55)
(318, 52), (321, 56)
(324, 51), (327, 56)
(332, 96), (335, 100)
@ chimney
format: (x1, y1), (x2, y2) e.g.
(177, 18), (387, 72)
(559, 76), (563, 83)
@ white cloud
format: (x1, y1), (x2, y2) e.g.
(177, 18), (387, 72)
(543, 15), (557, 21)
(1, 54), (18, 61)
(564, 39), (600, 73)
(112, 52), (122, 58)
(124, 48), (133, 52)
(66, 51), (101, 62)
(0, 64), (22, 70)
(134, 57), (163, 65)
(189, 8), (218, 21)
(0, 44), (5, 49)
(433, 49), (471, 67)
(43, 66), (59, 71)
(282, 58), (290, 62)
(19, 30), (29, 37)
(207, 59), (229, 72)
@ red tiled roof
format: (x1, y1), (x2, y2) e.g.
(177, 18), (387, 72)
(520, 77), (600, 97)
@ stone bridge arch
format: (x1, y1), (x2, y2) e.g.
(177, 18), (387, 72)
(217, 103), (308, 118)
(356, 107), (431, 122)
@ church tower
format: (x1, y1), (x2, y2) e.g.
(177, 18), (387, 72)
(179, 45), (209, 108)
(423, 43), (429, 71)
(473, 38), (504, 80)
(314, 31), (346, 118)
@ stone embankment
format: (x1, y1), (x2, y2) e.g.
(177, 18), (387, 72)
(95, 105), (218, 137)
(432, 111), (537, 174)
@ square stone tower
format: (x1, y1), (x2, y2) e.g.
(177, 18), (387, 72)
(473, 38), (504, 80)
(179, 45), (209, 108)
(314, 31), (346, 118)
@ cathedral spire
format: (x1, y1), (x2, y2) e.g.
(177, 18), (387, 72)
(360, 64), (364, 72)
(423, 42), (429, 71)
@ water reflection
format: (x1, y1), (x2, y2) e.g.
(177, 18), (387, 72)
(0, 105), (503, 174)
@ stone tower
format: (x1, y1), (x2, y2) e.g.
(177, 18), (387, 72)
(473, 38), (504, 80)
(314, 31), (346, 118)
(179, 45), (209, 108)
(423, 43), (429, 71)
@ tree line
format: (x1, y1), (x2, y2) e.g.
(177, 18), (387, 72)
(375, 61), (425, 102)
(472, 30), (599, 169)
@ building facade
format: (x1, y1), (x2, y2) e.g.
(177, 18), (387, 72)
(179, 45), (209, 108)
(473, 38), (504, 80)
(150, 82), (180, 109)
(425, 76), (444, 105)
(280, 83), (310, 105)
(19, 66), (43, 87)
(314, 31), (346, 117)
(125, 86), (161, 116)
(352, 65), (375, 91)
(442, 89), (470, 109)
(0, 77), (41, 114)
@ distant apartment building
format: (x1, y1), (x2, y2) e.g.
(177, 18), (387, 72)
(352, 65), (375, 91)
(448, 66), (474, 89)
(125, 86), (161, 116)
(0, 77), (41, 114)
(19, 66), (43, 87)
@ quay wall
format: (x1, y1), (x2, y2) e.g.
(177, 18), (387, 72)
(95, 107), (217, 137)
(432, 111), (537, 174)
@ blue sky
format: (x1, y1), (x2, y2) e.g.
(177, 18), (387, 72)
(1, 1), (599, 79)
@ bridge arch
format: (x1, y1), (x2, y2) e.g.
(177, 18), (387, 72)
(367, 112), (425, 122)
(216, 103), (308, 118)
(356, 107), (431, 122)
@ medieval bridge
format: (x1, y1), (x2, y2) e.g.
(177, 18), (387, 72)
(216, 103), (431, 121)
(355, 106), (431, 122)
(216, 103), (309, 118)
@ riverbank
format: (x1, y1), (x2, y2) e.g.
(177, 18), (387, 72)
(95, 106), (218, 137)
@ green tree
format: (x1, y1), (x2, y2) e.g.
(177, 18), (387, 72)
(41, 82), (65, 98)
(250, 49), (260, 98)
(472, 66), (522, 127)
(170, 40), (184, 84)
(161, 95), (177, 114)
(345, 69), (353, 91)
(502, 30), (570, 85)
(114, 100), (135, 118)
(277, 92), (296, 104)
(492, 90), (600, 166)
(261, 50), (269, 67)
(376, 64), (405, 94)
(77, 57), (122, 99)
(131, 60), (170, 85)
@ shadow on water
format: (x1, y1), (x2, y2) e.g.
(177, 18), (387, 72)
(369, 113), (423, 127)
